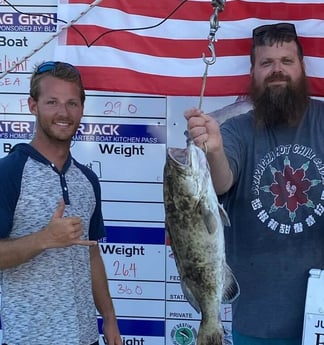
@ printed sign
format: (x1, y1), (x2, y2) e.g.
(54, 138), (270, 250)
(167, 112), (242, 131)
(302, 269), (324, 345)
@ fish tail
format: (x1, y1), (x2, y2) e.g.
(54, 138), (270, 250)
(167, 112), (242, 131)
(197, 321), (224, 345)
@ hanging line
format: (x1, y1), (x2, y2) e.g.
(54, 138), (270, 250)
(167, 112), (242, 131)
(198, 0), (226, 110)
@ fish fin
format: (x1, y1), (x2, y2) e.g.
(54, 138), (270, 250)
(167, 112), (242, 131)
(180, 280), (201, 314)
(221, 264), (240, 303)
(201, 199), (230, 234)
(200, 199), (218, 235)
(218, 203), (231, 227)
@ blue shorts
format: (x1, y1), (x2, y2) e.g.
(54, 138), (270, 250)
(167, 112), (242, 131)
(232, 329), (301, 345)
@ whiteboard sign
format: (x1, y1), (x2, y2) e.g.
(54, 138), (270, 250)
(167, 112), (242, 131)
(303, 314), (324, 345)
(302, 269), (324, 345)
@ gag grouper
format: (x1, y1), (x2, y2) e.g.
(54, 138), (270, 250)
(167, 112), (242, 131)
(163, 139), (240, 345)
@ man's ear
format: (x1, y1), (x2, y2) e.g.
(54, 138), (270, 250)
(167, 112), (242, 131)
(28, 96), (37, 115)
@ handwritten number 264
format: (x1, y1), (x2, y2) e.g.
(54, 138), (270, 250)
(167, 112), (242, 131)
(113, 260), (137, 278)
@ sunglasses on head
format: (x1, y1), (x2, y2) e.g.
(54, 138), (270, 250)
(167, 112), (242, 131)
(253, 23), (297, 40)
(35, 61), (80, 75)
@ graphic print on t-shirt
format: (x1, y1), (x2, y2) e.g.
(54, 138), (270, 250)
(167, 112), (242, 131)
(250, 144), (324, 235)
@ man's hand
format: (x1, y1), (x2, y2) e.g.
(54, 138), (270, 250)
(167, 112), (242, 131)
(184, 107), (222, 154)
(41, 200), (97, 249)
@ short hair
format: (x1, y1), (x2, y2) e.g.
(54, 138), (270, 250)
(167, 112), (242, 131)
(250, 23), (304, 66)
(29, 61), (85, 104)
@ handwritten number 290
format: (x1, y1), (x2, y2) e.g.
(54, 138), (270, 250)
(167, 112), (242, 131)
(104, 101), (137, 115)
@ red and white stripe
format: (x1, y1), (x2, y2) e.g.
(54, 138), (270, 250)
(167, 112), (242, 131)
(54, 0), (324, 96)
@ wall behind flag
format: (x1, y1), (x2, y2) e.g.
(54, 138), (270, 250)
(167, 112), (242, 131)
(0, 1), (238, 344)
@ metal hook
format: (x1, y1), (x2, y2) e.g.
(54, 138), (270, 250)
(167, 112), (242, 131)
(199, 0), (226, 108)
(202, 41), (216, 65)
(202, 5), (221, 65)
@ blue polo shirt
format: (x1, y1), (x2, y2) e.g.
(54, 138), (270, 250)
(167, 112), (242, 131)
(0, 143), (105, 344)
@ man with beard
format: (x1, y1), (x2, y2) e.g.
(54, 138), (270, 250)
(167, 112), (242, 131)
(185, 23), (324, 345)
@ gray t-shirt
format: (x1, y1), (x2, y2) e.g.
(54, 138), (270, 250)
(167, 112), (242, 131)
(220, 98), (324, 338)
(0, 144), (105, 345)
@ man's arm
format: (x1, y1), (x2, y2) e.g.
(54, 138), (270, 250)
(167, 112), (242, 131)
(0, 200), (96, 269)
(90, 245), (122, 345)
(0, 232), (46, 269)
(206, 145), (234, 195)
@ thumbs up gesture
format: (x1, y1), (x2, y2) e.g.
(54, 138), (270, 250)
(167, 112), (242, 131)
(42, 200), (97, 249)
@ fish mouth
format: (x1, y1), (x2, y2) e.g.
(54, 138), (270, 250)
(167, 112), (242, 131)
(167, 147), (190, 167)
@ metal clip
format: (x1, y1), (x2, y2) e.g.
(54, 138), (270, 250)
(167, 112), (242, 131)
(202, 1), (225, 65)
(211, 0), (226, 12)
(199, 0), (226, 109)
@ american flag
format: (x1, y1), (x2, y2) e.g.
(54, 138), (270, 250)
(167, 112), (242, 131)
(54, 0), (324, 97)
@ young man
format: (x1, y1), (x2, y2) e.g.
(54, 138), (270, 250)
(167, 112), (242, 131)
(185, 23), (324, 344)
(0, 61), (122, 345)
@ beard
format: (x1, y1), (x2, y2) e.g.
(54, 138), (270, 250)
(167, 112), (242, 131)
(35, 116), (79, 145)
(250, 71), (309, 128)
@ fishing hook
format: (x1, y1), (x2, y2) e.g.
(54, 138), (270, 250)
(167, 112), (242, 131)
(202, 1), (224, 65)
(202, 40), (216, 66)
(199, 0), (226, 110)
